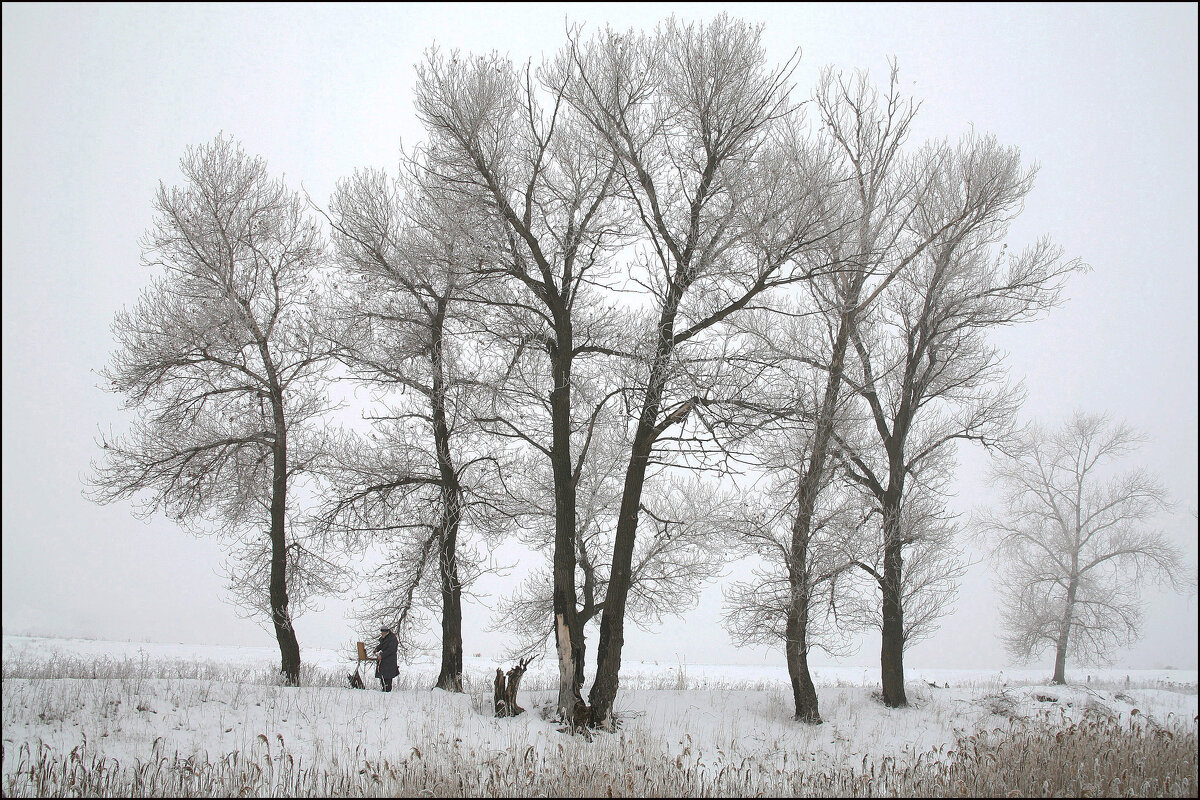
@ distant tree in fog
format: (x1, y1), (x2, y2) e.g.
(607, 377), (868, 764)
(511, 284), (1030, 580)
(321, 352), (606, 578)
(977, 412), (1195, 684)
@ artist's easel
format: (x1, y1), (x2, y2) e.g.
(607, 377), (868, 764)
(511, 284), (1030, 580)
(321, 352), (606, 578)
(350, 641), (376, 689)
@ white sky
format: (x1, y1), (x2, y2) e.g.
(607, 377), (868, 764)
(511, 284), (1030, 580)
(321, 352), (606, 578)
(3, 3), (1196, 672)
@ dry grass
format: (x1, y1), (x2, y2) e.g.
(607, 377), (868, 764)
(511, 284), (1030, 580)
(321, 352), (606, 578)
(2, 710), (1195, 797)
(0, 651), (455, 693)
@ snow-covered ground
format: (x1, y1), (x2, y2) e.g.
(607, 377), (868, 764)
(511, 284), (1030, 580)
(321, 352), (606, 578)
(5, 633), (1194, 692)
(3, 635), (1196, 796)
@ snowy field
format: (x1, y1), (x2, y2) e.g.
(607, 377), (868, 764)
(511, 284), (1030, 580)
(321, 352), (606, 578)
(3, 635), (1197, 796)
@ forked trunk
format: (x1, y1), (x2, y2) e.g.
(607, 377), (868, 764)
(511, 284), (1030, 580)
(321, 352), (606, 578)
(494, 658), (533, 717)
(505, 659), (529, 715)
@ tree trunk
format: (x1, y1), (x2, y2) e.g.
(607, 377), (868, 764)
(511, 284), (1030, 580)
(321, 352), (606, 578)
(1051, 578), (1078, 685)
(786, 475), (822, 724)
(785, 588), (821, 723)
(505, 659), (529, 715)
(494, 658), (532, 717)
(782, 303), (854, 724)
(434, 522), (464, 692)
(879, 509), (906, 707)
(1051, 640), (1068, 685)
(589, 434), (653, 728)
(430, 305), (464, 693)
(590, 292), (683, 729)
(493, 669), (507, 717)
(268, 410), (300, 686)
(549, 325), (583, 718)
(573, 627), (587, 692)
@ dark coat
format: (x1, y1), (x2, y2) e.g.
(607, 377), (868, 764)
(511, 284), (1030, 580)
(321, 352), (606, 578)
(374, 631), (399, 681)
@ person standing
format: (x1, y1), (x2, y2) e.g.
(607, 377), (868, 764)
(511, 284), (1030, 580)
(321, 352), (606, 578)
(374, 626), (399, 692)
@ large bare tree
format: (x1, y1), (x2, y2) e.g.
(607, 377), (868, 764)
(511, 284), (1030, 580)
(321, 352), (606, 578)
(839, 472), (968, 654)
(413, 49), (629, 717)
(721, 304), (878, 723)
(836, 131), (1086, 706)
(88, 135), (336, 684)
(977, 412), (1194, 684)
(556, 14), (838, 728)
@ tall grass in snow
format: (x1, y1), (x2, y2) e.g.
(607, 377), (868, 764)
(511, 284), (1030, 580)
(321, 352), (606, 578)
(3, 711), (1195, 797)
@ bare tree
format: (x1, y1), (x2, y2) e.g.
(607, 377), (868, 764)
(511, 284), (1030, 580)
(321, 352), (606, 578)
(836, 131), (1086, 706)
(413, 48), (628, 717)
(977, 412), (1195, 684)
(556, 14), (839, 728)
(314, 164), (508, 691)
(721, 305), (879, 723)
(719, 63), (942, 724)
(87, 135), (335, 685)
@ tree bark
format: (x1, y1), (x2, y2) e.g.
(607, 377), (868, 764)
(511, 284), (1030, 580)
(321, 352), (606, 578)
(589, 430), (661, 727)
(786, 478), (823, 724)
(879, 505), (906, 707)
(494, 659), (531, 717)
(434, 523), (464, 692)
(505, 659), (529, 715)
(268, 395), (300, 686)
(493, 669), (507, 717)
(573, 629), (587, 692)
(549, 320), (584, 718)
(588, 465), (640, 726)
(430, 304), (464, 693)
(1051, 577), (1078, 685)
(785, 586), (821, 723)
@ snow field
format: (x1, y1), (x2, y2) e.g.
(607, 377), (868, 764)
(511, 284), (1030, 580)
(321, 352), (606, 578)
(2, 636), (1197, 796)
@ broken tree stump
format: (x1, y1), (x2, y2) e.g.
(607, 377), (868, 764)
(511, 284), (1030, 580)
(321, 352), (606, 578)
(494, 668), (508, 717)
(494, 656), (534, 718)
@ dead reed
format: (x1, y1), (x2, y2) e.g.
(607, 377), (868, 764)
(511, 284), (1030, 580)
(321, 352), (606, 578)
(2, 709), (1194, 797)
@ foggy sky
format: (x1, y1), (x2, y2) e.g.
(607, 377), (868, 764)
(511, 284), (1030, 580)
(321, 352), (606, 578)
(3, 3), (1196, 671)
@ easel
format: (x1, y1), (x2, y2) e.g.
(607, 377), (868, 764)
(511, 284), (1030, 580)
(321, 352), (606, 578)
(356, 641), (378, 665)
(350, 641), (377, 689)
